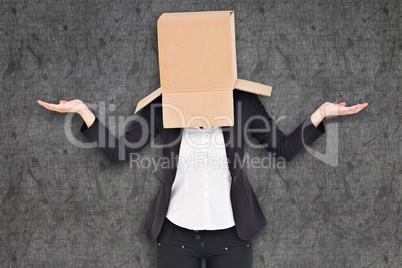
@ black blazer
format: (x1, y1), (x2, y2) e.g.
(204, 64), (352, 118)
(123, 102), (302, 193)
(80, 89), (325, 241)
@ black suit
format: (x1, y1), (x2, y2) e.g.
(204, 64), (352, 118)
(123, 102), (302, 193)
(80, 89), (325, 241)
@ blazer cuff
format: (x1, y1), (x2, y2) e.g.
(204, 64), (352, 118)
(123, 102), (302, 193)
(80, 116), (102, 142)
(302, 116), (325, 145)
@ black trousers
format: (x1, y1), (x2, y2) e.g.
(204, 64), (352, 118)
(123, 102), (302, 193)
(156, 218), (253, 268)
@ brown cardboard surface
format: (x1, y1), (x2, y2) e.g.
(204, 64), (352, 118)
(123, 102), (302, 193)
(158, 11), (236, 93)
(162, 90), (234, 128)
(134, 10), (273, 128)
(234, 79), (272, 97)
(158, 10), (233, 20)
(134, 88), (161, 114)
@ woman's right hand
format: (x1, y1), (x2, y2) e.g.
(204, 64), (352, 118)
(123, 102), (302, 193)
(37, 99), (96, 128)
(37, 99), (88, 114)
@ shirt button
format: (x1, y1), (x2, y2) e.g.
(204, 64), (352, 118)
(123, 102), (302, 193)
(233, 176), (237, 182)
(195, 234), (201, 240)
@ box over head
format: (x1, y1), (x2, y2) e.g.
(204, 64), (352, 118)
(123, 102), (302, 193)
(134, 10), (272, 128)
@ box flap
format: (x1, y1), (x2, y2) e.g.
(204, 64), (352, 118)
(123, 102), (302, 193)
(162, 90), (234, 128)
(234, 78), (272, 96)
(134, 88), (162, 113)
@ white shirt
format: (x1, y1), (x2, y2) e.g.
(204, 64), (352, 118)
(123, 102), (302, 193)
(165, 126), (235, 230)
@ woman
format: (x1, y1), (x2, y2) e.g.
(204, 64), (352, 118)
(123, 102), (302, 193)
(38, 94), (368, 268)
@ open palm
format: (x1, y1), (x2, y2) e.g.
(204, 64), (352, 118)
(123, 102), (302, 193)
(37, 99), (87, 114)
(319, 102), (368, 117)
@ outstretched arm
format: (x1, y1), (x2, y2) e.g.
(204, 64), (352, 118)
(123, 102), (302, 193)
(37, 99), (159, 164)
(247, 95), (368, 162)
(37, 99), (96, 127)
(310, 102), (368, 127)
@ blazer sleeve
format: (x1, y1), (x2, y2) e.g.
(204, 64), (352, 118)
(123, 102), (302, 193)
(247, 94), (325, 162)
(80, 104), (160, 163)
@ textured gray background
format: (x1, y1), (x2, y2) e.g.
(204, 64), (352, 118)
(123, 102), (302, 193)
(1, 0), (401, 267)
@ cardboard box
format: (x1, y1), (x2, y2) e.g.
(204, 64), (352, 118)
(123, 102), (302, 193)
(135, 10), (272, 128)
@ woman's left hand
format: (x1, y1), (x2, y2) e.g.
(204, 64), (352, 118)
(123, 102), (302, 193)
(311, 102), (368, 127)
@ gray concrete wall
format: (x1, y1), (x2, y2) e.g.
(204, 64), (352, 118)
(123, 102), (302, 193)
(1, 0), (401, 267)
